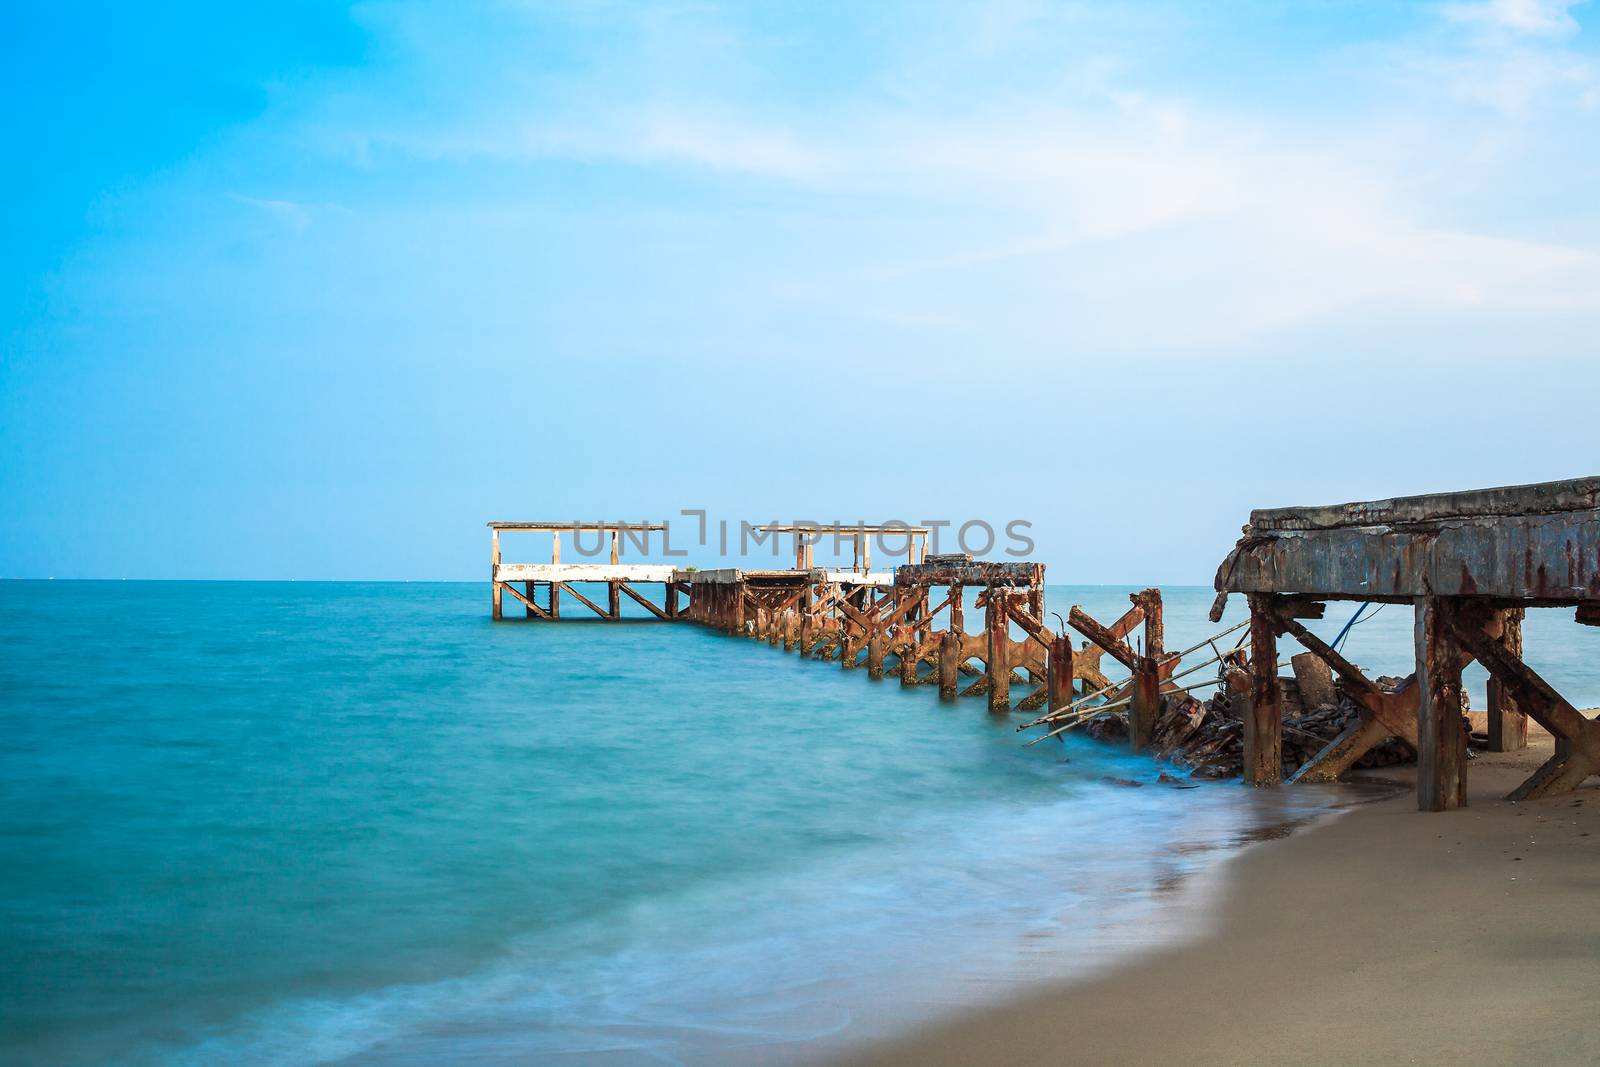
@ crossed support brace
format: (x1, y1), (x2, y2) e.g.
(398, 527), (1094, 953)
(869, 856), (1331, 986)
(1448, 609), (1600, 801)
(1252, 593), (1597, 808)
(1066, 590), (1171, 750)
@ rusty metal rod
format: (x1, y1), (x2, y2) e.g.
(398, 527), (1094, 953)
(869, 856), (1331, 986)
(1019, 619), (1249, 731)
(1024, 659), (1288, 747)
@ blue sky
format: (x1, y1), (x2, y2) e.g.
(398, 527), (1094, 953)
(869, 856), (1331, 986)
(3, 0), (1599, 580)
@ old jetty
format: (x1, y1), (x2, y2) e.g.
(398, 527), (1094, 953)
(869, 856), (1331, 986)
(488, 475), (1600, 813)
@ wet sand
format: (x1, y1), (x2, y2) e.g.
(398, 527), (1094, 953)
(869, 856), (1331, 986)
(839, 735), (1600, 1067)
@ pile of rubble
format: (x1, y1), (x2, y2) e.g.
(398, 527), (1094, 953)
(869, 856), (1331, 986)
(1085, 667), (1416, 780)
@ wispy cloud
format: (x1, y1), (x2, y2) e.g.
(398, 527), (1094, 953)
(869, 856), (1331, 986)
(391, 107), (831, 179)
(108, 1), (1600, 352)
(1441, 0), (1586, 37)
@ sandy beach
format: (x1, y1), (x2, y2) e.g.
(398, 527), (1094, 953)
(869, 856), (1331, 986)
(841, 734), (1600, 1067)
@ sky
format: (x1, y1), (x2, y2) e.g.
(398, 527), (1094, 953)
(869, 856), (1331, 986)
(3, 0), (1599, 581)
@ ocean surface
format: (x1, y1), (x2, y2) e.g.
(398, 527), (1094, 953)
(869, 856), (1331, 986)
(3, 582), (1597, 1066)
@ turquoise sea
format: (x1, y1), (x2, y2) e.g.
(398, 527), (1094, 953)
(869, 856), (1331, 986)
(3, 582), (1596, 1066)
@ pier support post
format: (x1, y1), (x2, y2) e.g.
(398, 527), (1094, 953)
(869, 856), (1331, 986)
(525, 582), (538, 619)
(549, 582), (561, 619)
(1047, 633), (1073, 711)
(1244, 593), (1282, 786)
(1487, 607), (1527, 752)
(840, 623), (858, 669)
(1416, 596), (1468, 811)
(900, 592), (923, 685)
(799, 585), (814, 652)
(666, 583), (679, 619)
(1129, 660), (1160, 750)
(490, 529), (502, 620)
(608, 581), (621, 621)
(987, 592), (1011, 712)
(939, 630), (959, 699)
(1128, 590), (1166, 750)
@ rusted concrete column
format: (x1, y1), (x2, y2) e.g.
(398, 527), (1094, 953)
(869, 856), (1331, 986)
(840, 619), (859, 669)
(1416, 596), (1468, 811)
(1139, 588), (1165, 661)
(1129, 659), (1161, 750)
(666, 583), (679, 619)
(549, 582), (561, 619)
(1047, 633), (1073, 711)
(899, 592), (923, 685)
(987, 592), (1011, 712)
(1244, 593), (1282, 786)
(525, 581), (537, 619)
(1487, 607), (1527, 752)
(608, 581), (621, 621)
(939, 630), (960, 699)
(867, 628), (885, 679)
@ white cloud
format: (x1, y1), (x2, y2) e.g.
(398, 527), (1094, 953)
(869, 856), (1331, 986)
(792, 102), (1600, 349)
(373, 107), (831, 179)
(225, 1), (1600, 352)
(1442, 0), (1585, 37)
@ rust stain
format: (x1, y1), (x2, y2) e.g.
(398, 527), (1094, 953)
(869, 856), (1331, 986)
(1458, 563), (1478, 595)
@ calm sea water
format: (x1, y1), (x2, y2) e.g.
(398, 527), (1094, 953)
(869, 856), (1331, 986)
(2, 582), (1596, 1066)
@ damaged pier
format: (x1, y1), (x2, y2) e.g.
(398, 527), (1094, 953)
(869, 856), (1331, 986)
(489, 475), (1600, 816)
(490, 522), (1080, 713)
(1212, 476), (1600, 810)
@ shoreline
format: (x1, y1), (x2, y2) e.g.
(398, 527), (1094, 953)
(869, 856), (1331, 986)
(836, 736), (1600, 1067)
